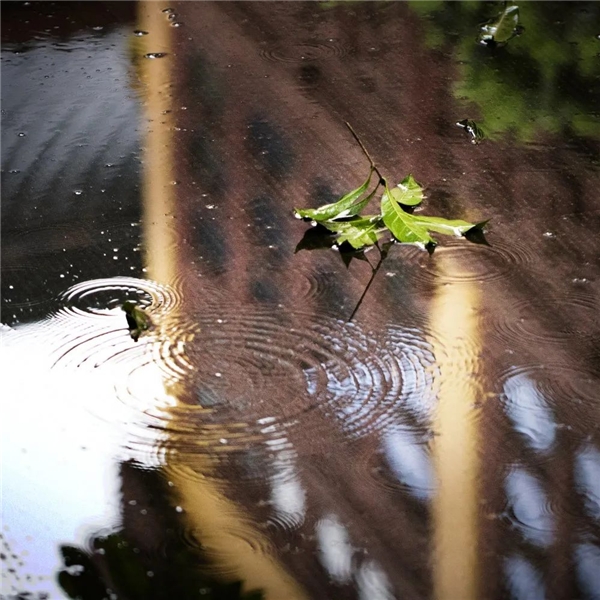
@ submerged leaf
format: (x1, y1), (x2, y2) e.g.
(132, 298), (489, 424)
(382, 174), (424, 208)
(326, 215), (385, 249)
(381, 182), (436, 247)
(479, 4), (522, 47)
(122, 301), (151, 342)
(294, 168), (374, 222)
(457, 119), (485, 144)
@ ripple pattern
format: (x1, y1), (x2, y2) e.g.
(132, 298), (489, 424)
(408, 237), (536, 284)
(498, 364), (599, 437)
(259, 41), (350, 63)
(492, 294), (598, 349)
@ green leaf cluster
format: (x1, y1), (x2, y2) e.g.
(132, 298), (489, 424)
(295, 170), (487, 253)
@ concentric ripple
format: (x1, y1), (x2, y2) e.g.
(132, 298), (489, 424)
(155, 307), (441, 473)
(498, 364), (599, 440)
(259, 41), (350, 63)
(491, 293), (598, 349)
(407, 237), (535, 284)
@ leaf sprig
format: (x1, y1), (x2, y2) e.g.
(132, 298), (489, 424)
(295, 123), (488, 254)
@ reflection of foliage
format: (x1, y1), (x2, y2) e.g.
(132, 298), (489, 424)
(57, 462), (264, 600)
(410, 1), (600, 141)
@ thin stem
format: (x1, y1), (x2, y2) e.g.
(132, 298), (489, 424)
(344, 121), (386, 184)
(347, 249), (385, 322)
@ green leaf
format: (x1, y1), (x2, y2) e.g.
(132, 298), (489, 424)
(325, 215), (385, 249)
(409, 216), (488, 238)
(122, 301), (151, 342)
(381, 182), (436, 247)
(382, 174), (424, 208)
(479, 4), (521, 47)
(294, 168), (374, 222)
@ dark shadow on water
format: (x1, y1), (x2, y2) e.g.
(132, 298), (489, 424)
(57, 462), (264, 600)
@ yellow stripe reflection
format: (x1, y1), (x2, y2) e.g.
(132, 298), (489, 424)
(139, 1), (175, 284)
(430, 256), (480, 600)
(138, 4), (307, 598)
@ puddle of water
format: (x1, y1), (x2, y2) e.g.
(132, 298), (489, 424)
(2, 1), (600, 599)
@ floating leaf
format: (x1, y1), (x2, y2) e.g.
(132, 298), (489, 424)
(294, 168), (373, 222)
(325, 215), (385, 249)
(479, 4), (522, 47)
(409, 215), (489, 238)
(382, 174), (424, 208)
(122, 301), (151, 342)
(381, 182), (436, 247)
(457, 119), (485, 144)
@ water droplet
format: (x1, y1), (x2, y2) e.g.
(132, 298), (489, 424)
(543, 231), (555, 238)
(144, 52), (168, 59)
(170, 22), (182, 28)
(8, 169), (21, 174)
(175, 505), (183, 513)
(92, 26), (104, 31)
(134, 30), (149, 36)
(206, 204), (215, 210)
(162, 7), (174, 14)
(17, 132), (26, 137)
(74, 190), (82, 195)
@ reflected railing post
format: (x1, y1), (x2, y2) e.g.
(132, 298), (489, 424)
(430, 255), (481, 600)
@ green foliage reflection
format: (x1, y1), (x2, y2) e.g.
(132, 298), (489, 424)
(410, 1), (600, 141)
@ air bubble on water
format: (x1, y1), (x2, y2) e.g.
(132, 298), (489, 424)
(175, 505), (183, 513)
(162, 8), (174, 14)
(543, 231), (555, 238)
(144, 52), (168, 59)
(17, 132), (26, 137)
(74, 189), (82, 195)
(134, 30), (149, 36)
(170, 22), (182, 28)
(92, 26), (104, 31)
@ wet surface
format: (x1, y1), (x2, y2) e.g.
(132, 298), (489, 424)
(1, 2), (599, 599)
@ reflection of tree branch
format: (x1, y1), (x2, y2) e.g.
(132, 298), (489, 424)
(347, 243), (387, 322)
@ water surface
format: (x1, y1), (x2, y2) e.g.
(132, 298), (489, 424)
(2, 2), (599, 599)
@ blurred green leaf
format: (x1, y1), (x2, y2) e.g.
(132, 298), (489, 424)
(294, 168), (373, 222)
(456, 119), (485, 144)
(123, 301), (151, 342)
(479, 4), (521, 47)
